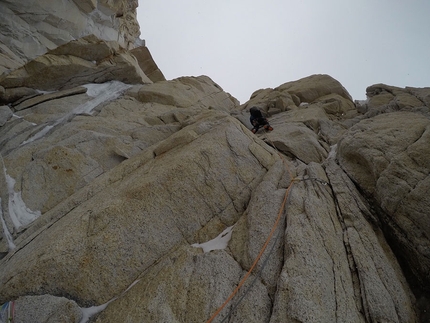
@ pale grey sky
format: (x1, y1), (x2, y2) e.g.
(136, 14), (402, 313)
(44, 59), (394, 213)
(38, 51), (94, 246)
(137, 0), (430, 104)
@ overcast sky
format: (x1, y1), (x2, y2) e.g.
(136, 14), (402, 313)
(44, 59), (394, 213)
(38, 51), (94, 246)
(137, 0), (430, 104)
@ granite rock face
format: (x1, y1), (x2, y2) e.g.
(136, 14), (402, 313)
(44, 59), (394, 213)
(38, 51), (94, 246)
(0, 0), (141, 75)
(338, 112), (430, 294)
(0, 1), (429, 323)
(0, 35), (153, 93)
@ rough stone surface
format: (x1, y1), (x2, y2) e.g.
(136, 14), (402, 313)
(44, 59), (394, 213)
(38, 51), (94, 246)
(94, 246), (248, 323)
(13, 295), (82, 323)
(0, 111), (277, 305)
(128, 75), (238, 111)
(0, 2), (429, 322)
(1, 70), (428, 322)
(130, 46), (166, 82)
(276, 74), (353, 103)
(0, 87), (39, 105)
(0, 0), (141, 74)
(13, 86), (88, 111)
(338, 112), (430, 296)
(0, 36), (152, 91)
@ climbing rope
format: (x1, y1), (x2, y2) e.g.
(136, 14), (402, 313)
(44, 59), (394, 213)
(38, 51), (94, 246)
(205, 180), (294, 323)
(220, 206), (286, 323)
(206, 124), (297, 322)
(205, 124), (327, 322)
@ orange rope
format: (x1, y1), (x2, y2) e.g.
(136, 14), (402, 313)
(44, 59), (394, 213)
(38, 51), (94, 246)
(206, 127), (297, 323)
(205, 177), (295, 323)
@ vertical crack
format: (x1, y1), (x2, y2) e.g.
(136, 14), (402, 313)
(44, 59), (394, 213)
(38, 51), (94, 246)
(326, 175), (365, 318)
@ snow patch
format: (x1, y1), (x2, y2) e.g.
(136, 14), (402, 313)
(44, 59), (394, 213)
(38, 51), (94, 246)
(5, 172), (41, 229)
(36, 89), (54, 95)
(80, 303), (110, 323)
(79, 279), (140, 323)
(83, 81), (129, 98)
(20, 81), (131, 146)
(21, 125), (54, 145)
(70, 81), (131, 115)
(192, 225), (235, 253)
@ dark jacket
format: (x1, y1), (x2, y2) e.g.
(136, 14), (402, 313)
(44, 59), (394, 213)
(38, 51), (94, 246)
(250, 107), (268, 127)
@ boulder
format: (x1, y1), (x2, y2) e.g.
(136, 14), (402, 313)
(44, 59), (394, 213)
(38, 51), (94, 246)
(276, 74), (353, 103)
(241, 88), (297, 116)
(365, 84), (428, 114)
(265, 122), (328, 163)
(318, 93), (356, 116)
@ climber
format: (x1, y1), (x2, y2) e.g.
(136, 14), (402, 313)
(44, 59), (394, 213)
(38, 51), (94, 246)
(249, 107), (273, 134)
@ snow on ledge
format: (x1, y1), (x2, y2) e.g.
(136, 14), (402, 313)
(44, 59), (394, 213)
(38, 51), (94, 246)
(191, 225), (235, 253)
(79, 279), (140, 323)
(79, 303), (110, 323)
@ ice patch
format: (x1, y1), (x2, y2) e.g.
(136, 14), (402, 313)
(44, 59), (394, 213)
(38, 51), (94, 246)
(20, 81), (131, 146)
(5, 172), (41, 229)
(67, 81), (131, 115)
(83, 81), (130, 98)
(21, 125), (54, 145)
(192, 225), (235, 253)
